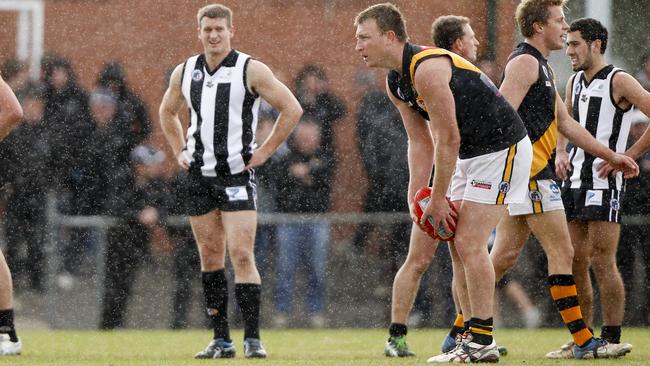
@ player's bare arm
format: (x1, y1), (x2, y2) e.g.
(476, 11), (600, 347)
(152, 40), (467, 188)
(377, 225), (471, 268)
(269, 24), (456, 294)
(159, 63), (190, 170)
(413, 57), (459, 231)
(499, 54), (539, 110)
(386, 81), (434, 223)
(556, 90), (639, 178)
(555, 74), (577, 181)
(0, 75), (23, 141)
(612, 72), (650, 160)
(245, 59), (302, 169)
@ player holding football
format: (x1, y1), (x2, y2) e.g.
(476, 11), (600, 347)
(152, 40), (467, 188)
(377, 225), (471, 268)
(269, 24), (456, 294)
(355, 4), (533, 362)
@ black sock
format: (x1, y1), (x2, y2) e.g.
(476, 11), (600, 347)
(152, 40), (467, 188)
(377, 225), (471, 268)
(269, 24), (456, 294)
(389, 323), (407, 338)
(449, 312), (464, 338)
(235, 283), (261, 340)
(0, 309), (18, 342)
(202, 270), (230, 342)
(469, 317), (493, 345)
(463, 320), (471, 333)
(601, 326), (621, 344)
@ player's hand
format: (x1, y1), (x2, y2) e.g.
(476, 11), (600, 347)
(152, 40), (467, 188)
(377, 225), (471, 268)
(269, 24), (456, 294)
(177, 152), (190, 170)
(555, 150), (572, 181)
(419, 194), (457, 234)
(408, 199), (419, 225)
(245, 149), (271, 170)
(598, 153), (639, 178)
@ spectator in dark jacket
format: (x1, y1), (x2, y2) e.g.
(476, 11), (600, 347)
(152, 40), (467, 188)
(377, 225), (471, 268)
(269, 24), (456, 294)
(99, 145), (171, 329)
(40, 55), (93, 197)
(272, 116), (333, 328)
(294, 64), (346, 169)
(96, 62), (151, 149)
(57, 87), (133, 287)
(0, 85), (50, 292)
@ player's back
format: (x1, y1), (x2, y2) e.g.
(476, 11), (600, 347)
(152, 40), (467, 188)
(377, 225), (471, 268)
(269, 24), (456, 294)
(388, 43), (527, 159)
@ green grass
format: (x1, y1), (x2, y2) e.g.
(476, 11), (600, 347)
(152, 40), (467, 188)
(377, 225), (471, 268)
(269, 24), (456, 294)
(2, 328), (649, 365)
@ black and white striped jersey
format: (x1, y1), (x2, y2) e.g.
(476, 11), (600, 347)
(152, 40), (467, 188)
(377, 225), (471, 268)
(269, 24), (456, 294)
(180, 50), (260, 177)
(567, 65), (634, 190)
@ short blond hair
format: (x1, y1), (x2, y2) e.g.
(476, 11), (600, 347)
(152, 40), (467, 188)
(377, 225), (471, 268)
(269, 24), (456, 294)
(197, 4), (232, 28)
(354, 2), (408, 42)
(516, 0), (567, 38)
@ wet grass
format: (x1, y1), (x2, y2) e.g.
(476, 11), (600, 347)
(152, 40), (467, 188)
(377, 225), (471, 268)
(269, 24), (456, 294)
(2, 327), (649, 365)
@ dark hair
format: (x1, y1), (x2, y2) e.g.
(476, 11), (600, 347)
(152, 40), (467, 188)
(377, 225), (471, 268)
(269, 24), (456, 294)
(294, 64), (327, 95)
(40, 54), (79, 88)
(431, 15), (470, 51)
(354, 2), (409, 42)
(569, 18), (608, 54)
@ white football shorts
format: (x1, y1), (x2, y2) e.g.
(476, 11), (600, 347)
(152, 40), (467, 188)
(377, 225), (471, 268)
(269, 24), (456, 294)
(507, 179), (565, 215)
(448, 136), (532, 205)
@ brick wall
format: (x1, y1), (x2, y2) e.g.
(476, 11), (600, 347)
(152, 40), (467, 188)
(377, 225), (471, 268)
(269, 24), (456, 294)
(2, 0), (518, 214)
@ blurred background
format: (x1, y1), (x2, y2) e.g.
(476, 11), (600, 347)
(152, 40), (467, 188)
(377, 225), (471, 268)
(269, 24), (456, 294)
(1, 0), (649, 331)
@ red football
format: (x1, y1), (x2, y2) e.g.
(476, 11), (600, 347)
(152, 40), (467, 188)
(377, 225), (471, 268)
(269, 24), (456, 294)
(413, 187), (457, 241)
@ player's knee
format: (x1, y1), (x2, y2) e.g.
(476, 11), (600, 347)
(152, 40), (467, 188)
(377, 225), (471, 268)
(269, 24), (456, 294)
(590, 255), (617, 273)
(493, 251), (518, 275)
(229, 247), (255, 270)
(409, 258), (432, 276)
(549, 244), (574, 267)
(403, 251), (434, 275)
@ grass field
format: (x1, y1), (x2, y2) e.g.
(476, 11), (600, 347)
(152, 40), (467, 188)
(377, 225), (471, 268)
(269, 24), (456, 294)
(2, 328), (649, 365)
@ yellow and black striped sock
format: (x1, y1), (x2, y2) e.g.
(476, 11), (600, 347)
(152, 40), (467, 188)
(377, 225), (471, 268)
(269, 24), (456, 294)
(469, 317), (493, 345)
(449, 312), (464, 338)
(548, 274), (593, 347)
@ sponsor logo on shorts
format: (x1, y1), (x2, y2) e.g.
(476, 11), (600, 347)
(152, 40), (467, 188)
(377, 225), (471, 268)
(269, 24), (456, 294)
(610, 198), (620, 211)
(225, 186), (248, 201)
(529, 190), (542, 201)
(498, 181), (510, 193)
(549, 182), (562, 201)
(471, 179), (492, 190)
(585, 190), (603, 206)
(192, 69), (203, 81)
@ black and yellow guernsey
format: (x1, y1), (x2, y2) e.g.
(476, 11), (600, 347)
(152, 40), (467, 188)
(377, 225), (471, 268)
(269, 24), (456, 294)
(387, 43), (527, 160)
(506, 42), (558, 180)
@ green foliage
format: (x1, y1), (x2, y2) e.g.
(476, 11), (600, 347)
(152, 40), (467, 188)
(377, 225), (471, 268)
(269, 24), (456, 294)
(3, 328), (649, 365)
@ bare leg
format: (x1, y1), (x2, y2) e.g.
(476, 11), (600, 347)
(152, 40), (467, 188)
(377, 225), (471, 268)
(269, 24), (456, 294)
(527, 211), (575, 275)
(0, 252), (13, 310)
(589, 221), (624, 326)
(453, 201), (506, 320)
(491, 214), (530, 281)
(504, 280), (536, 313)
(223, 210), (260, 284)
(190, 210), (227, 271)
(449, 242), (471, 318)
(391, 225), (438, 324)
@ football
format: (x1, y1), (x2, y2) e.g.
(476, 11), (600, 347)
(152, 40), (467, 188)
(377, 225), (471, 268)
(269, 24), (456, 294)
(413, 187), (457, 241)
